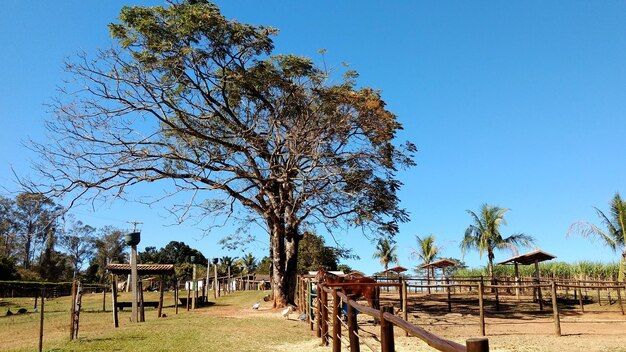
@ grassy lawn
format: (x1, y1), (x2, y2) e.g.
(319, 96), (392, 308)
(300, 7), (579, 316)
(0, 290), (318, 352)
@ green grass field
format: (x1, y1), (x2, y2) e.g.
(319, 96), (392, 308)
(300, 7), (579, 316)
(0, 290), (317, 352)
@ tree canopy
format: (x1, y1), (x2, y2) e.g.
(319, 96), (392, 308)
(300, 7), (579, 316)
(27, 1), (414, 306)
(461, 204), (534, 283)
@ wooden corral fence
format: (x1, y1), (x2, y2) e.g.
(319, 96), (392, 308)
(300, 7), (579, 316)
(296, 276), (489, 352)
(298, 274), (626, 349)
(358, 276), (626, 338)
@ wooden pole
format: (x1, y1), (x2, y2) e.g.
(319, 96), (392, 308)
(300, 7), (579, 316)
(186, 286), (191, 311)
(38, 288), (45, 352)
(69, 280), (77, 339)
(316, 284), (322, 338)
(131, 244), (138, 323)
(174, 280), (179, 315)
(192, 263), (197, 309)
(206, 260), (211, 300)
(347, 295), (360, 352)
(214, 263), (219, 298)
(402, 278), (409, 337)
(111, 276), (119, 328)
(466, 337), (489, 352)
(332, 289), (341, 352)
(157, 278), (164, 318)
(478, 281), (485, 336)
(551, 281), (561, 336)
(618, 286), (625, 315)
(138, 281), (145, 322)
(446, 277), (452, 313)
(535, 261), (543, 311)
(321, 287), (329, 346)
(617, 287), (624, 315)
(578, 287), (584, 312)
(514, 263), (520, 300)
(102, 287), (106, 312)
(380, 306), (395, 352)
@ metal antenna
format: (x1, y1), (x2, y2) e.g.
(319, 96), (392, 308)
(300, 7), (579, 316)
(127, 221), (143, 232)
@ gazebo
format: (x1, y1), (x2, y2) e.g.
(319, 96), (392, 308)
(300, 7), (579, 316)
(419, 258), (458, 278)
(383, 265), (409, 277)
(106, 263), (175, 327)
(419, 259), (458, 294)
(498, 249), (556, 306)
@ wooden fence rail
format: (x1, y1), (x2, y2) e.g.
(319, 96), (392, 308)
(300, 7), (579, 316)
(317, 283), (489, 352)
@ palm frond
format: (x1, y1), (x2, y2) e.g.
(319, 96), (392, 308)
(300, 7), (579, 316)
(568, 220), (617, 251)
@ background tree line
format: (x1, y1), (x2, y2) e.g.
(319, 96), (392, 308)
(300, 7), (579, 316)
(0, 192), (127, 283)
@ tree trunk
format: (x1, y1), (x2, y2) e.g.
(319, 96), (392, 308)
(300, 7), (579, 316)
(488, 252), (495, 292)
(23, 233), (32, 269)
(270, 222), (300, 308)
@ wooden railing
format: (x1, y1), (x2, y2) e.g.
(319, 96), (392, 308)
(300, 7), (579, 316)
(295, 275), (626, 347)
(314, 282), (489, 352)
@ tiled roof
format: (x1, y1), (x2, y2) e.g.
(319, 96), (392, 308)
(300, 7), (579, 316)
(106, 263), (175, 275)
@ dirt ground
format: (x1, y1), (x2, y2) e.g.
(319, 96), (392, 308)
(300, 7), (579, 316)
(213, 289), (626, 351)
(375, 290), (626, 351)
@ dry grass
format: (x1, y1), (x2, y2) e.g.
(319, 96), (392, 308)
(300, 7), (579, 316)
(0, 290), (318, 352)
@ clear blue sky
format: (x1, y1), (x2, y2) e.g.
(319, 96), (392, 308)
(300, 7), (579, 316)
(1, 1), (625, 274)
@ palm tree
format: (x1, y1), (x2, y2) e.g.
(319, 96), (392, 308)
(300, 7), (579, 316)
(372, 238), (399, 272)
(411, 234), (440, 283)
(461, 204), (535, 284)
(569, 193), (626, 281)
(238, 253), (257, 275)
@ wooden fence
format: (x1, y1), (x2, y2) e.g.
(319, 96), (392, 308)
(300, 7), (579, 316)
(297, 275), (626, 350)
(297, 277), (489, 352)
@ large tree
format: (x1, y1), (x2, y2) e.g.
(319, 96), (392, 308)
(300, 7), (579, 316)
(461, 204), (535, 284)
(13, 193), (62, 269)
(59, 219), (96, 279)
(569, 193), (626, 281)
(88, 226), (127, 283)
(28, 1), (413, 306)
(297, 230), (343, 273)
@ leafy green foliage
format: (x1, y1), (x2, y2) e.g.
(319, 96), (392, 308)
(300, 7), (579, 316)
(372, 238), (398, 271)
(569, 193), (626, 280)
(33, 0), (415, 305)
(297, 231), (344, 273)
(460, 204), (534, 282)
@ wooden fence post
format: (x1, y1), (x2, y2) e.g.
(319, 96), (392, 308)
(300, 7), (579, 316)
(578, 287), (584, 313)
(316, 284), (322, 338)
(380, 306), (395, 352)
(332, 289), (341, 352)
(617, 286), (625, 315)
(446, 277), (452, 313)
(402, 279), (409, 337)
(138, 281), (145, 322)
(174, 281), (179, 311)
(157, 279), (164, 318)
(39, 288), (45, 352)
(69, 280), (77, 339)
(111, 276), (119, 328)
(493, 278), (500, 312)
(102, 288), (106, 312)
(478, 281), (485, 336)
(466, 337), (489, 352)
(347, 295), (360, 352)
(186, 286), (191, 311)
(321, 286), (329, 345)
(551, 281), (561, 336)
